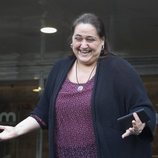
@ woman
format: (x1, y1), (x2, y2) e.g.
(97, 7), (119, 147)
(0, 13), (156, 158)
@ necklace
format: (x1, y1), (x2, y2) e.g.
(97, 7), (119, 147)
(76, 60), (96, 92)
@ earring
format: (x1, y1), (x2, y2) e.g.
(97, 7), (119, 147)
(101, 45), (104, 50)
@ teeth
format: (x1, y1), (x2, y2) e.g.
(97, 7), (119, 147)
(81, 50), (90, 53)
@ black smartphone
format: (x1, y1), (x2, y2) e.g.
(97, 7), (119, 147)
(117, 109), (150, 130)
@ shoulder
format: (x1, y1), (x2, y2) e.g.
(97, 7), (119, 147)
(44, 55), (75, 89)
(53, 55), (75, 68)
(47, 55), (75, 80)
(104, 53), (133, 67)
(100, 53), (137, 74)
(99, 53), (142, 86)
(49, 55), (75, 74)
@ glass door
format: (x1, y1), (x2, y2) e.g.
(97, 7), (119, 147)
(0, 80), (48, 158)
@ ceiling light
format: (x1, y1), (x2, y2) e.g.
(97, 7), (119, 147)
(40, 27), (57, 34)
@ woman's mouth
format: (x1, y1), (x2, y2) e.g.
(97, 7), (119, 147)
(80, 50), (91, 55)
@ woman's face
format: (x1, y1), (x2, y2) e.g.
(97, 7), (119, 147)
(71, 23), (104, 65)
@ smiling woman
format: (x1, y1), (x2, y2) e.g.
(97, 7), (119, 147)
(0, 13), (156, 158)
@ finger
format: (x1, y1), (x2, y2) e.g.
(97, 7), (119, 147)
(133, 112), (141, 122)
(122, 129), (132, 139)
(132, 120), (138, 129)
(132, 113), (142, 129)
(132, 114), (146, 132)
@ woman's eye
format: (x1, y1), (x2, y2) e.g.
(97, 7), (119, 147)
(74, 37), (82, 41)
(86, 38), (95, 42)
(74, 36), (96, 42)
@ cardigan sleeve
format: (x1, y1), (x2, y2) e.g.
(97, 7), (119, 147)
(30, 56), (75, 129)
(113, 56), (156, 141)
(30, 61), (60, 129)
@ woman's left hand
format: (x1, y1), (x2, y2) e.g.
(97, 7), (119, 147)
(122, 112), (146, 139)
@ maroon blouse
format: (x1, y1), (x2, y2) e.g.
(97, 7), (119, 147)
(55, 77), (97, 158)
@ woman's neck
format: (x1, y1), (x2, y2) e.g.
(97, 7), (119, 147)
(75, 60), (97, 84)
(76, 60), (97, 72)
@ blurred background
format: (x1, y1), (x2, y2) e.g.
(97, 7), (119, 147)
(0, 0), (158, 157)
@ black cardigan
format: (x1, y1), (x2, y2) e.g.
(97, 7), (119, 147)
(31, 53), (156, 158)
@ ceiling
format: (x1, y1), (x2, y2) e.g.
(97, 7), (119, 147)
(0, 0), (158, 57)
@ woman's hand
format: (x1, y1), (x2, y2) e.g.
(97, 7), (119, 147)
(0, 125), (18, 141)
(122, 112), (146, 139)
(0, 116), (40, 142)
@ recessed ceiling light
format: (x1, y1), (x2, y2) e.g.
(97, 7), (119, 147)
(40, 27), (57, 34)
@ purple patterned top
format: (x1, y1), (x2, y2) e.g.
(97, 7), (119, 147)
(55, 77), (97, 158)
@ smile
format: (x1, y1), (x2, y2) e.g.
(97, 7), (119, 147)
(80, 50), (91, 54)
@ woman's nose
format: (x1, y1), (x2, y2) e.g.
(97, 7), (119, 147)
(80, 40), (88, 48)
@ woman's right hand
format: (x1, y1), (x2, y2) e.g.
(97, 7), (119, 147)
(0, 125), (18, 141)
(0, 116), (41, 142)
